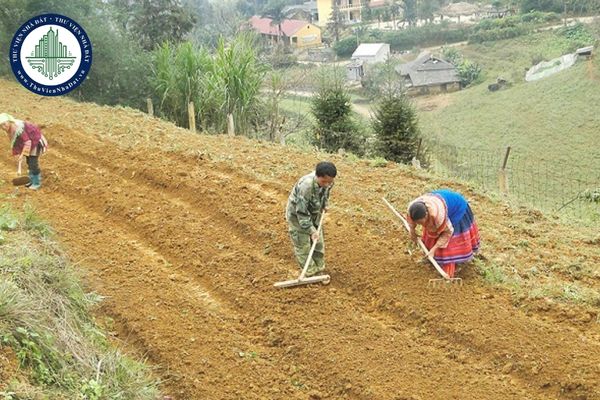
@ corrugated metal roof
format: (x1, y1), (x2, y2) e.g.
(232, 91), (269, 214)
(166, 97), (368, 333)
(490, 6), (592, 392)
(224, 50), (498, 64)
(408, 69), (460, 86)
(352, 43), (388, 58)
(396, 52), (460, 86)
(397, 51), (431, 75)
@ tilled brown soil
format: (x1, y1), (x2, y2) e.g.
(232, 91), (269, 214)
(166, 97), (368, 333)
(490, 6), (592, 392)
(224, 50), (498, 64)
(1, 81), (599, 400)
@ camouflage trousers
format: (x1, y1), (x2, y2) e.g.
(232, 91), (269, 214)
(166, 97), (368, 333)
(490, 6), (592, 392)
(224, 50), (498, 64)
(288, 227), (325, 277)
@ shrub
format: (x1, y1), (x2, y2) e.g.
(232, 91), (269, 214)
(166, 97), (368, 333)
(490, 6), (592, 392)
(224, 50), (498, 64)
(372, 90), (424, 164)
(333, 37), (358, 58)
(0, 207), (159, 399)
(311, 73), (366, 155)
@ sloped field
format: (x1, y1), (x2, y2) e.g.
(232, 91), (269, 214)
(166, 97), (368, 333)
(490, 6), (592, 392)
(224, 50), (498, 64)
(1, 81), (599, 400)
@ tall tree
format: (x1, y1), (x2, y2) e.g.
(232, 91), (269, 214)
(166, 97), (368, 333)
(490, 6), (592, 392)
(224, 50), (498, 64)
(189, 0), (246, 47)
(262, 0), (292, 46)
(362, 3), (375, 23)
(0, 0), (34, 75)
(326, 2), (344, 42)
(417, 0), (441, 23)
(387, 0), (401, 30)
(372, 91), (422, 164)
(130, 0), (196, 50)
(311, 69), (365, 155)
(402, 0), (417, 26)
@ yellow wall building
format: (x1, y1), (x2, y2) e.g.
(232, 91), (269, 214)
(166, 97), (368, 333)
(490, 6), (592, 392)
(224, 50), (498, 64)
(250, 16), (322, 48)
(291, 24), (322, 48)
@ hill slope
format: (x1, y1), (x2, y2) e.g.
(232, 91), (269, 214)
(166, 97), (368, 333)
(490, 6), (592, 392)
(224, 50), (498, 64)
(420, 56), (600, 170)
(417, 30), (599, 219)
(1, 80), (599, 399)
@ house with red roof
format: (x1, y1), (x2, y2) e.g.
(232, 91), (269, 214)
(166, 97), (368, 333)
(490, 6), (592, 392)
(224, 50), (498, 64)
(249, 16), (322, 48)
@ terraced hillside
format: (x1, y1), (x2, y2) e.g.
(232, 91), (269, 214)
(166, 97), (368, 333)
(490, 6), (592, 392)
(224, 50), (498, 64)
(1, 80), (599, 400)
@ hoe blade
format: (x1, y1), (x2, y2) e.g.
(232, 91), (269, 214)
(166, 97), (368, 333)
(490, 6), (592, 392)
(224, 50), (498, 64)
(12, 176), (30, 187)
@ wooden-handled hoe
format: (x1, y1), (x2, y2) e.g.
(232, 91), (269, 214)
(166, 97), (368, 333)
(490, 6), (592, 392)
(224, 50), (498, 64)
(382, 198), (462, 287)
(274, 213), (331, 288)
(12, 158), (30, 187)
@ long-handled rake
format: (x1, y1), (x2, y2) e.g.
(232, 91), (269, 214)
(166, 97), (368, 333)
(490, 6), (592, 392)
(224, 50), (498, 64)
(274, 213), (331, 289)
(382, 198), (462, 286)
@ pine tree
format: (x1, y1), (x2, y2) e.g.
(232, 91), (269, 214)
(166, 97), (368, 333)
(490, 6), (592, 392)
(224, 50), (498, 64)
(311, 75), (365, 155)
(372, 90), (422, 164)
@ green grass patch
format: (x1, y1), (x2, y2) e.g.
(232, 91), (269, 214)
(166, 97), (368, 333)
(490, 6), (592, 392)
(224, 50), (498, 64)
(475, 258), (519, 287)
(418, 28), (600, 222)
(529, 282), (600, 306)
(369, 157), (388, 167)
(458, 29), (594, 82)
(474, 257), (600, 308)
(280, 95), (312, 116)
(0, 206), (159, 399)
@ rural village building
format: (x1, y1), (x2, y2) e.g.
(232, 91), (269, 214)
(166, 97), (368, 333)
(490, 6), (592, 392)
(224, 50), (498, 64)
(347, 43), (390, 81)
(249, 16), (322, 48)
(396, 52), (461, 95)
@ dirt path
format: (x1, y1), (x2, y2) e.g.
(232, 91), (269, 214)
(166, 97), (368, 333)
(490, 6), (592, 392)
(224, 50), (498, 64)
(1, 81), (599, 400)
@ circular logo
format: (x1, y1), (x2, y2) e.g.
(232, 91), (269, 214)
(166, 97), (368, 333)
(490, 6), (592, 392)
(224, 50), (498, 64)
(9, 14), (92, 96)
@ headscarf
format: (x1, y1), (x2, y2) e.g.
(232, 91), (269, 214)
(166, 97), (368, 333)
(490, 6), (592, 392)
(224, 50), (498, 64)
(0, 113), (15, 126)
(0, 113), (24, 149)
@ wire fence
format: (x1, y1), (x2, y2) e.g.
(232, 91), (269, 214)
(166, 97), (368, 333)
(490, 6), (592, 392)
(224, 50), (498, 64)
(423, 138), (600, 223)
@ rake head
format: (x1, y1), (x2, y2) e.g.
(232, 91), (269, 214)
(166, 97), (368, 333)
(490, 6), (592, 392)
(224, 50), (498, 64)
(428, 277), (463, 289)
(273, 274), (331, 289)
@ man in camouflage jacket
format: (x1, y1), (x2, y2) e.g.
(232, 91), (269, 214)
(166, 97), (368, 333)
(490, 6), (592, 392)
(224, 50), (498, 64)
(286, 161), (337, 277)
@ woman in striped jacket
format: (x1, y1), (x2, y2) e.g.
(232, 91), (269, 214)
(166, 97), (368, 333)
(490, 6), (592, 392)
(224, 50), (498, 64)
(407, 189), (480, 278)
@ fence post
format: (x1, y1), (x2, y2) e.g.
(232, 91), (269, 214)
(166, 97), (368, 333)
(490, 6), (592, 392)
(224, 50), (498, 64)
(498, 146), (511, 195)
(188, 102), (196, 133)
(227, 113), (235, 136)
(146, 98), (153, 117)
(411, 138), (423, 169)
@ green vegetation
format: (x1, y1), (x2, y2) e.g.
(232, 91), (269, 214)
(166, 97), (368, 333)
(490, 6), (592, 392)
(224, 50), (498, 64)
(418, 26), (599, 222)
(152, 33), (266, 135)
(474, 257), (600, 307)
(521, 0), (600, 14)
(559, 23), (596, 50)
(459, 25), (597, 81)
(372, 86), (424, 164)
(420, 32), (599, 168)
(333, 37), (359, 58)
(441, 47), (483, 86)
(0, 205), (159, 399)
(356, 12), (560, 53)
(311, 71), (366, 155)
(529, 283), (600, 306)
(280, 95), (312, 116)
(124, 0), (196, 51)
(370, 21), (471, 52)
(468, 14), (546, 44)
